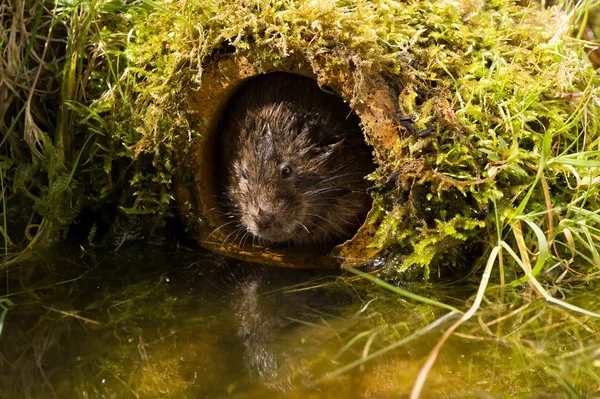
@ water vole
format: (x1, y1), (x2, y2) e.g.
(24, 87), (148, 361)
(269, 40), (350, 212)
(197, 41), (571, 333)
(217, 73), (375, 248)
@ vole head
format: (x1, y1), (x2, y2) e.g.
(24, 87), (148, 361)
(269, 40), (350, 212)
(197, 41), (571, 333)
(225, 103), (347, 245)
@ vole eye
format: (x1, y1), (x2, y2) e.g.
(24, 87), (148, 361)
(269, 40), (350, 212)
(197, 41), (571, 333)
(280, 164), (293, 180)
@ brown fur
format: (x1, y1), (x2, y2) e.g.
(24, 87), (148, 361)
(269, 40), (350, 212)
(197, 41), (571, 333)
(217, 73), (375, 248)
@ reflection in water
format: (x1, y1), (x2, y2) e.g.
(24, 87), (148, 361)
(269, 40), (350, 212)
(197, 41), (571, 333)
(1, 243), (599, 398)
(233, 269), (346, 393)
(236, 276), (295, 390)
(0, 244), (363, 398)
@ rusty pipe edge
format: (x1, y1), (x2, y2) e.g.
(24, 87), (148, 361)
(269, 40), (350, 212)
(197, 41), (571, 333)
(174, 53), (400, 269)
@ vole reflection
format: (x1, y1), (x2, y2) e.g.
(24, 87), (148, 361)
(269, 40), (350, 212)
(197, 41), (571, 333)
(229, 266), (351, 392)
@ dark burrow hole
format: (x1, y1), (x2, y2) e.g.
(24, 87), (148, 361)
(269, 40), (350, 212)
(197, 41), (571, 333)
(208, 72), (377, 254)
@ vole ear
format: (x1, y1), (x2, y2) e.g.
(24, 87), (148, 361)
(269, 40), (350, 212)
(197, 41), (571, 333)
(298, 115), (347, 147)
(313, 138), (345, 163)
(303, 122), (345, 147)
(298, 118), (319, 140)
(327, 138), (345, 153)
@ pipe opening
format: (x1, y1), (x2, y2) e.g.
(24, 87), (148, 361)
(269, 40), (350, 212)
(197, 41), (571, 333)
(207, 72), (376, 255)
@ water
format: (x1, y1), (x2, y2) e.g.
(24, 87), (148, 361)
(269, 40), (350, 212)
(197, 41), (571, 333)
(1, 244), (598, 398)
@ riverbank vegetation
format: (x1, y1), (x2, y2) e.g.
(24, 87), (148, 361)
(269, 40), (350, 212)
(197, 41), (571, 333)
(1, 0), (600, 396)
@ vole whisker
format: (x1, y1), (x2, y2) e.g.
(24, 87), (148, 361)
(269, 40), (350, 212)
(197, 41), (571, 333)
(303, 172), (367, 188)
(240, 231), (251, 248)
(205, 220), (239, 242)
(306, 213), (348, 236)
(304, 220), (333, 244)
(232, 227), (246, 246)
(296, 221), (311, 236)
(302, 187), (352, 198)
(221, 226), (243, 247)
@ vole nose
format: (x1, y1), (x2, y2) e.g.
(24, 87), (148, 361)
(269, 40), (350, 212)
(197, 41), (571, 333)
(255, 209), (276, 230)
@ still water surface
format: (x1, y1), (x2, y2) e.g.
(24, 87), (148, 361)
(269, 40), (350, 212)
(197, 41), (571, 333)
(0, 244), (598, 398)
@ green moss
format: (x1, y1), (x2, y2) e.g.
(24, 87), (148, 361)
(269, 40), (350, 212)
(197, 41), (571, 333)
(83, 0), (600, 278)
(2, 0), (598, 279)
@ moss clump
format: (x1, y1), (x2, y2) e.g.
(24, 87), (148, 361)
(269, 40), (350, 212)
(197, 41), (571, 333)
(1, 0), (598, 282)
(85, 0), (599, 278)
